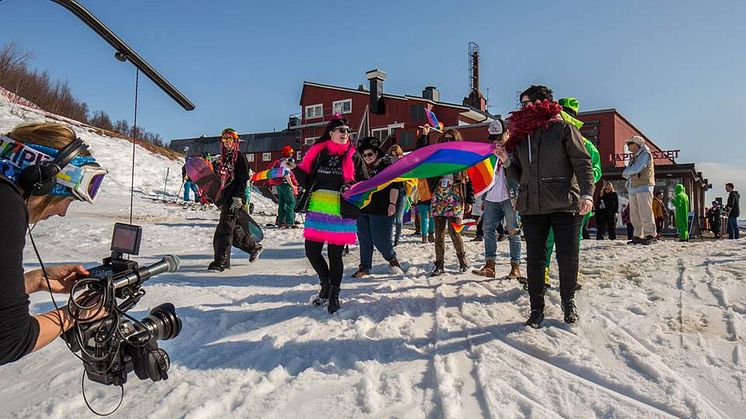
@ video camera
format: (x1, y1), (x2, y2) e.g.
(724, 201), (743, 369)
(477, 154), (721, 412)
(63, 223), (182, 387)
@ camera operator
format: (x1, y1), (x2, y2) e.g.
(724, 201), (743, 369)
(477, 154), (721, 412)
(1, 122), (107, 366)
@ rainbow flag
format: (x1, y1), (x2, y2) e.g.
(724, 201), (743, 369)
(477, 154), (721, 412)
(424, 107), (445, 131)
(342, 142), (497, 208)
(251, 166), (287, 182)
(450, 219), (478, 234)
(466, 155), (498, 196)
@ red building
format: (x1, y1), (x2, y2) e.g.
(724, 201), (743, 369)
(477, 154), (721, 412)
(297, 69), (493, 152)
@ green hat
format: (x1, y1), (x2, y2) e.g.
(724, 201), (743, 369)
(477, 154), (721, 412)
(558, 97), (580, 116)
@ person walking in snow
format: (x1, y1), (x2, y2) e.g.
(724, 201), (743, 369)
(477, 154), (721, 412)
(181, 158), (200, 202)
(287, 116), (366, 314)
(425, 128), (475, 276)
(472, 118), (522, 280)
(273, 145), (299, 228)
(495, 85), (594, 328)
(672, 183), (690, 241)
(725, 182), (740, 239)
(622, 135), (657, 245)
(208, 128), (263, 272)
(352, 137), (402, 278)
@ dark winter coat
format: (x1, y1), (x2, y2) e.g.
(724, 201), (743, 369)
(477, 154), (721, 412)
(595, 191), (619, 220)
(726, 190), (740, 218)
(0, 175), (39, 365)
(361, 155), (402, 215)
(218, 152), (250, 206)
(505, 120), (594, 215)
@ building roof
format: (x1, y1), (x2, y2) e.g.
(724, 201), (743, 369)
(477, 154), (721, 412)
(170, 130), (299, 154)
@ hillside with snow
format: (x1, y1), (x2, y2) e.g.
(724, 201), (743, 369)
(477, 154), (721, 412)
(1, 94), (745, 419)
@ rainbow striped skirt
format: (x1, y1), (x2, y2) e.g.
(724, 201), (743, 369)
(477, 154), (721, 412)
(303, 189), (357, 245)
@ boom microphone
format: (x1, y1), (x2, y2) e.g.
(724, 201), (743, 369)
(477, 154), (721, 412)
(113, 255), (181, 289)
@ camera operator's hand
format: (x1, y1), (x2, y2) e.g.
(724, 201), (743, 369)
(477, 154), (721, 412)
(24, 264), (89, 295)
(230, 197), (243, 213)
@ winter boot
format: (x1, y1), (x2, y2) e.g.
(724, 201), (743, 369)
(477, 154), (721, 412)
(428, 231), (435, 243)
(457, 253), (469, 273)
(327, 286), (341, 314)
(472, 259), (496, 278)
(207, 261), (225, 272)
(249, 244), (263, 263)
(352, 265), (369, 278)
(312, 278), (330, 306)
(525, 310), (544, 329)
(421, 236), (429, 244)
(506, 261), (522, 280)
(388, 257), (402, 274)
(562, 299), (579, 323)
(430, 262), (445, 277)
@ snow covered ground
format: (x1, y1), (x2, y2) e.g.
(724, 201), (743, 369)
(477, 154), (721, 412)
(1, 97), (745, 418)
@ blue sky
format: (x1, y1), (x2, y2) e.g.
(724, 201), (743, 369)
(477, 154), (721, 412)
(1, 0), (745, 199)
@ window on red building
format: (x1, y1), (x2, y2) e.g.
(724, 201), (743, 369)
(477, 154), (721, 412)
(332, 99), (352, 115)
(409, 104), (426, 121)
(305, 104), (323, 119)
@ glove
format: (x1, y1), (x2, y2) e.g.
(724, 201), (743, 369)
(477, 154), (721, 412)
(230, 197), (243, 213)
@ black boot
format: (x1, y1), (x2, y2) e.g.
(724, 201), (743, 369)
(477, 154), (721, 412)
(207, 261), (225, 272)
(312, 278), (330, 306)
(457, 253), (468, 273)
(525, 310), (544, 328)
(430, 262), (445, 277)
(562, 299), (579, 323)
(327, 286), (341, 314)
(249, 244), (263, 262)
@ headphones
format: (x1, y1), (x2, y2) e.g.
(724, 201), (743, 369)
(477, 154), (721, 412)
(16, 137), (88, 197)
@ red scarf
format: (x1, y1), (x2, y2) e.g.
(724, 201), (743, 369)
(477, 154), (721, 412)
(505, 100), (563, 152)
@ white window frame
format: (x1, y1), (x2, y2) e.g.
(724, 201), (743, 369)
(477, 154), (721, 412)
(305, 103), (323, 119)
(262, 152), (272, 162)
(332, 99), (352, 115)
(296, 151), (302, 160)
(246, 153), (255, 162)
(371, 127), (389, 141)
(304, 137), (318, 145)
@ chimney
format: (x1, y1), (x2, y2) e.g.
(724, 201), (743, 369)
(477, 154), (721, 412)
(422, 86), (440, 102)
(366, 69), (387, 114)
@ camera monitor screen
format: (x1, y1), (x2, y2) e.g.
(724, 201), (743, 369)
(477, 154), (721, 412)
(110, 223), (142, 255)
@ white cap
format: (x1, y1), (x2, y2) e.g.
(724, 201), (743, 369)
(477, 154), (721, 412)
(488, 119), (505, 135)
(626, 135), (645, 146)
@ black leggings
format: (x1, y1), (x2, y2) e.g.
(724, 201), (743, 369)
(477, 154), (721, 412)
(304, 241), (345, 287)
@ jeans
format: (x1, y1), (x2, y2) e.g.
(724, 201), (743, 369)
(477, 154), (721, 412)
(418, 204), (434, 237)
(482, 199), (521, 264)
(183, 180), (199, 202)
(393, 193), (405, 245)
(727, 216), (740, 239)
(357, 213), (397, 271)
(522, 213), (582, 311)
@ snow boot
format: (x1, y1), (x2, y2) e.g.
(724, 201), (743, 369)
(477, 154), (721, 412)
(249, 244), (263, 263)
(352, 265), (369, 278)
(388, 257), (403, 274)
(312, 278), (330, 306)
(472, 259), (496, 278)
(430, 262), (445, 277)
(207, 261), (225, 272)
(506, 261), (522, 280)
(525, 310), (544, 329)
(421, 236), (428, 243)
(562, 299), (579, 323)
(457, 253), (469, 273)
(327, 286), (341, 314)
(428, 231), (435, 243)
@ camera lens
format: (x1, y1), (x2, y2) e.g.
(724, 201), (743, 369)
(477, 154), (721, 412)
(140, 303), (182, 341)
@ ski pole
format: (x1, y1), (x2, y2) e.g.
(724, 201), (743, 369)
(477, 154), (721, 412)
(162, 168), (170, 200)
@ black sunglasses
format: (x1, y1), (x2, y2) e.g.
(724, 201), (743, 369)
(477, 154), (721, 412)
(362, 151), (376, 158)
(334, 127), (350, 134)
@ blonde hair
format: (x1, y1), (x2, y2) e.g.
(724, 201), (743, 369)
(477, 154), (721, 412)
(600, 181), (614, 196)
(388, 144), (404, 157)
(439, 128), (462, 143)
(7, 122), (86, 221)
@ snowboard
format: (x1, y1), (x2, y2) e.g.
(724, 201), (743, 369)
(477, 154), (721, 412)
(184, 157), (264, 242)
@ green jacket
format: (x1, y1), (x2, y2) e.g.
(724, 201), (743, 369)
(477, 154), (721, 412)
(561, 110), (602, 183)
(673, 183), (690, 228)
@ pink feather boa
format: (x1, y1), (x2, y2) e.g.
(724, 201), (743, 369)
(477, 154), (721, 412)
(297, 140), (356, 183)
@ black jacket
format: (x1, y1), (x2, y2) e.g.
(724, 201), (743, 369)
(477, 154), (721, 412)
(505, 120), (594, 215)
(726, 191), (740, 218)
(0, 176), (40, 365)
(595, 191), (619, 220)
(219, 152), (250, 205)
(360, 155), (401, 215)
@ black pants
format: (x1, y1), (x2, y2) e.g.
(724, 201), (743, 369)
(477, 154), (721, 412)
(626, 223), (634, 240)
(213, 202), (257, 265)
(305, 241), (345, 287)
(522, 213), (582, 311)
(595, 216), (616, 240)
(475, 216), (483, 237)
